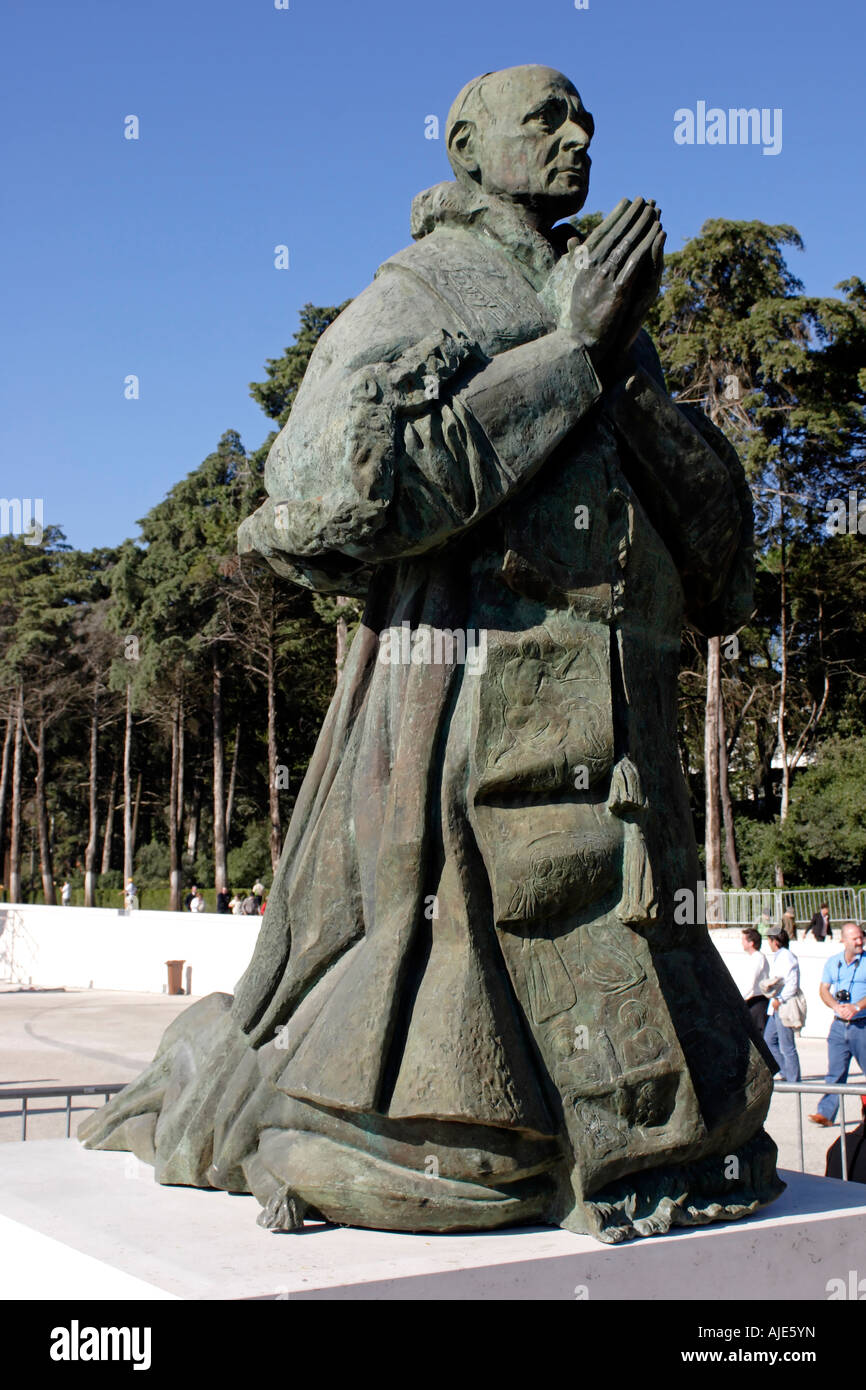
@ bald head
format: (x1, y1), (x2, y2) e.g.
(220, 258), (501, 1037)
(445, 64), (594, 227)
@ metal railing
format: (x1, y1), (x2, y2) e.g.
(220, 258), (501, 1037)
(0, 1083), (126, 1140)
(715, 888), (866, 929)
(774, 1080), (866, 1181)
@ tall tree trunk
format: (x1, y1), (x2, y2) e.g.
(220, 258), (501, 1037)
(100, 759), (118, 875)
(775, 500), (788, 887)
(9, 683), (24, 902)
(122, 683), (133, 886)
(225, 722), (240, 841)
(185, 778), (202, 864)
(176, 696), (185, 848)
(266, 637), (281, 873)
(131, 771), (142, 862)
(33, 718), (56, 904)
(718, 686), (742, 889)
(84, 692), (99, 906)
(169, 697), (182, 912)
(28, 826), (36, 895)
(704, 637), (722, 923)
(212, 655), (227, 894)
(0, 707), (13, 884)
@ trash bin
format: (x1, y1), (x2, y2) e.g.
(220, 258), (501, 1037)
(165, 959), (185, 995)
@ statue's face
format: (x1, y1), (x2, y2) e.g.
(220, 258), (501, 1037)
(456, 67), (594, 224)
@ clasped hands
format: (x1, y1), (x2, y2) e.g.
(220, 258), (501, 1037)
(547, 196), (666, 379)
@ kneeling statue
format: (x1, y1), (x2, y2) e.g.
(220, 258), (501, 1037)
(81, 64), (783, 1243)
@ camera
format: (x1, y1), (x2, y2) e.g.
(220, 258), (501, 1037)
(836, 990), (851, 1003)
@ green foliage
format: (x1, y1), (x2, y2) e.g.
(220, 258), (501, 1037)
(778, 738), (866, 883)
(226, 822), (272, 893)
(135, 840), (170, 884)
(0, 304), (346, 908)
(649, 218), (866, 889)
(731, 817), (784, 886)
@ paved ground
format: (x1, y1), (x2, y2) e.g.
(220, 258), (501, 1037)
(1, 987), (863, 1178)
(0, 986), (192, 1141)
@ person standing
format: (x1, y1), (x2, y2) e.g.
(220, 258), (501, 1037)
(740, 928), (770, 1034)
(190, 888), (206, 914)
(763, 926), (801, 1083)
(124, 879), (138, 911)
(241, 887), (262, 915)
(216, 887), (231, 914)
(60, 880), (71, 907)
(808, 903), (833, 941)
(808, 922), (866, 1127)
(756, 908), (773, 941)
(781, 908), (797, 941)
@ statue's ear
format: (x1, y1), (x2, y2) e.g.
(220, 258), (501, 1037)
(447, 119), (480, 180)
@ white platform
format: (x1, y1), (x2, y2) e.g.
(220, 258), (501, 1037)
(0, 1141), (864, 1300)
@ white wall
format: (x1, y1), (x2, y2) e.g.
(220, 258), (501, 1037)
(0, 903), (262, 998)
(712, 928), (841, 1040)
(0, 905), (846, 1043)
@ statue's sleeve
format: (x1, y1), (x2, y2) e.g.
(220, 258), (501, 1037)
(604, 338), (755, 636)
(238, 276), (601, 593)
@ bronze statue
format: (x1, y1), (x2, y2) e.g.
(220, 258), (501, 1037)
(81, 65), (783, 1242)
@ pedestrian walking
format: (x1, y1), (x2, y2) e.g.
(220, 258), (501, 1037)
(762, 926), (802, 1083)
(740, 928), (770, 1034)
(809, 922), (866, 1127)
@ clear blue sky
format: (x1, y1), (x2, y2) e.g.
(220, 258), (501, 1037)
(2, 0), (863, 551)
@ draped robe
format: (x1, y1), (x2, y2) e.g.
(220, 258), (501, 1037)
(80, 182), (783, 1242)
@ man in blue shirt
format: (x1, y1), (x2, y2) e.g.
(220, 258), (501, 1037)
(809, 922), (866, 1126)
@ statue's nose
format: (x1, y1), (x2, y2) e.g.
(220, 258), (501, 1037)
(561, 120), (591, 150)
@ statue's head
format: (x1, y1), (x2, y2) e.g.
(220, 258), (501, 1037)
(446, 65), (593, 227)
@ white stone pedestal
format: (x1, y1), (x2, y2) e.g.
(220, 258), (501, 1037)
(0, 1141), (862, 1300)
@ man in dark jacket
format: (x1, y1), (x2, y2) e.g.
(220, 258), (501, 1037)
(808, 904), (833, 941)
